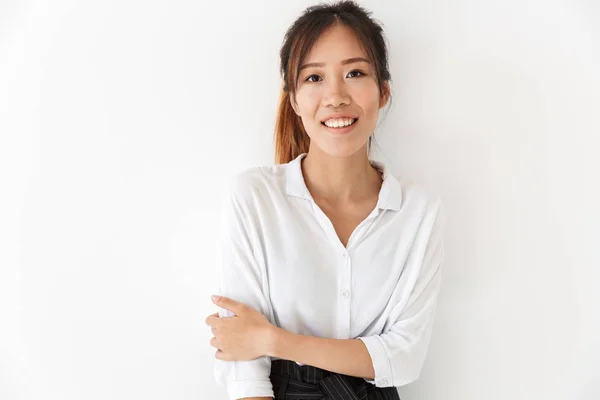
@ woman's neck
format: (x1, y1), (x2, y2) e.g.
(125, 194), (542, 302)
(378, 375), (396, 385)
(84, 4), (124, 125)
(301, 146), (382, 204)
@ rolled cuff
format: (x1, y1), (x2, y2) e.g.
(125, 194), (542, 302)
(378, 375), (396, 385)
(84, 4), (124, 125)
(357, 335), (394, 387)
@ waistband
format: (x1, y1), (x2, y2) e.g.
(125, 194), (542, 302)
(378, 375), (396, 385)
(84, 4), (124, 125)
(269, 359), (400, 400)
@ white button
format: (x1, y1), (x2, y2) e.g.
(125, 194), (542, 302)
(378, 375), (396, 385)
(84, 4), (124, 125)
(341, 290), (350, 298)
(380, 380), (389, 386)
(342, 251), (349, 258)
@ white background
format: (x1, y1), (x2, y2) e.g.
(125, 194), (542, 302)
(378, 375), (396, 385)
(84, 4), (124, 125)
(1, 0), (599, 399)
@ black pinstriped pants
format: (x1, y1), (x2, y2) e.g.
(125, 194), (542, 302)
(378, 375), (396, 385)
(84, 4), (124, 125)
(270, 359), (401, 400)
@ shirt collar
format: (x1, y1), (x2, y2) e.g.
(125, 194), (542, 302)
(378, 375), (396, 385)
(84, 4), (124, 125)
(285, 153), (402, 211)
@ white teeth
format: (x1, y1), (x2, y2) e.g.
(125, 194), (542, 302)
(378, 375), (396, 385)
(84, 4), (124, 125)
(323, 118), (356, 128)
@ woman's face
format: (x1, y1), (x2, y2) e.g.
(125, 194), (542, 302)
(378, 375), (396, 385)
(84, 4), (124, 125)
(290, 23), (389, 158)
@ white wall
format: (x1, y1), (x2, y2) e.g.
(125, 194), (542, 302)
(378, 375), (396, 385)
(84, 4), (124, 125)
(1, 0), (598, 399)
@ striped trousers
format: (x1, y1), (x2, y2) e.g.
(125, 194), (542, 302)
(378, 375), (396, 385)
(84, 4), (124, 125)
(270, 359), (401, 400)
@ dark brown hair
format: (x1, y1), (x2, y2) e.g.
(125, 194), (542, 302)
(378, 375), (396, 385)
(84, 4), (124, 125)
(274, 0), (392, 164)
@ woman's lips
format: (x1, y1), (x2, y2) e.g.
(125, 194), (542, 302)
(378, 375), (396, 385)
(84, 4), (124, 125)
(321, 118), (358, 134)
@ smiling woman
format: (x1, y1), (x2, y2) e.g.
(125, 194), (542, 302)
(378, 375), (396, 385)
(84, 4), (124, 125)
(274, 2), (391, 164)
(210, 2), (445, 400)
(286, 27), (389, 159)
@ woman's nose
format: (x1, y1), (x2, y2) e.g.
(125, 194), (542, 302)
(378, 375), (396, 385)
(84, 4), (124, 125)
(322, 79), (350, 107)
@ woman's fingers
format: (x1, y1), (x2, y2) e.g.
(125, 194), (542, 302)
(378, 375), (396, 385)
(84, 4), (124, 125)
(205, 312), (219, 325)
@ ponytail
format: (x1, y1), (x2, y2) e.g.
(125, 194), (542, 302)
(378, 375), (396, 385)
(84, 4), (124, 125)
(274, 84), (310, 164)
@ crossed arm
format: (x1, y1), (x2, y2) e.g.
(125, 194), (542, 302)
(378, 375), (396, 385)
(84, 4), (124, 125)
(233, 333), (375, 400)
(210, 294), (376, 399)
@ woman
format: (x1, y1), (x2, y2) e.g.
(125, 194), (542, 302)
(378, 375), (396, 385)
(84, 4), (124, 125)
(205, 1), (446, 399)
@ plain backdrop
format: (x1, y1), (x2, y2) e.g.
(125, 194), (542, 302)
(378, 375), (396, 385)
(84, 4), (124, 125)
(1, 0), (599, 399)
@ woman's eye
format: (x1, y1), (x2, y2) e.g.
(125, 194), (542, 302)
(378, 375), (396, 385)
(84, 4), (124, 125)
(306, 74), (321, 82)
(348, 70), (365, 78)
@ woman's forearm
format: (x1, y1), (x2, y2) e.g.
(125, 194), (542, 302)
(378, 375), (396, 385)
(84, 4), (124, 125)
(237, 327), (375, 400)
(267, 326), (375, 379)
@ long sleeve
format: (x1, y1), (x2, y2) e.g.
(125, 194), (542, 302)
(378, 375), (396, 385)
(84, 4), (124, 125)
(213, 176), (275, 399)
(357, 199), (446, 387)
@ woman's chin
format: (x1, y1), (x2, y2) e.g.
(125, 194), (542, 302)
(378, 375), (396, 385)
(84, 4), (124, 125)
(311, 139), (370, 158)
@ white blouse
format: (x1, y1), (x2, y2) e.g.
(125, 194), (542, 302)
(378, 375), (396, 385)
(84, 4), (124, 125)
(213, 153), (446, 400)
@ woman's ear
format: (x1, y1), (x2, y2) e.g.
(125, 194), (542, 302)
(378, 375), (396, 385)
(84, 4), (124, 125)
(379, 81), (391, 109)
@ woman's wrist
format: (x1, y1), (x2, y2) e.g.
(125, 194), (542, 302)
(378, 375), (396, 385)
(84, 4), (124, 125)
(265, 325), (286, 358)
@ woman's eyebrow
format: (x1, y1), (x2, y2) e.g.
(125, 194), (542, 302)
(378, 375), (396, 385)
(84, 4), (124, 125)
(299, 57), (370, 71)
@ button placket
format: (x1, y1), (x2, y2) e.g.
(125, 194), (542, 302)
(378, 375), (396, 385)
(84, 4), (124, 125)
(341, 250), (351, 299)
(338, 249), (352, 338)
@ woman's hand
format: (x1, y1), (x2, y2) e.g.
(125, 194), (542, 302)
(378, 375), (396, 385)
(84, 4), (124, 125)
(206, 295), (278, 361)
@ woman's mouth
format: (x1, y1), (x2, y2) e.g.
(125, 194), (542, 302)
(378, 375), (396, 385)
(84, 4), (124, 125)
(321, 118), (358, 134)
